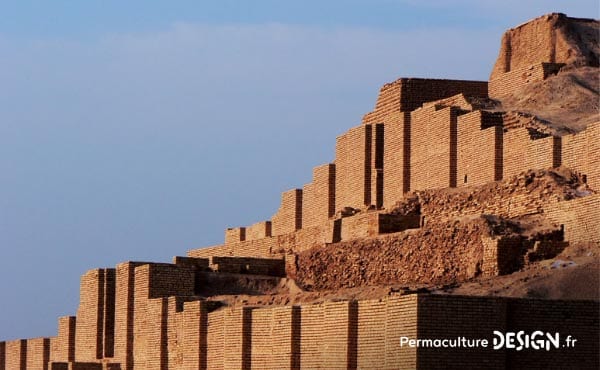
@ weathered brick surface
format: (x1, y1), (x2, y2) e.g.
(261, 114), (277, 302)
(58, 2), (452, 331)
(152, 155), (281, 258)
(272, 189), (303, 236)
(489, 13), (598, 98)
(302, 163), (336, 229)
(544, 194), (600, 245)
(50, 316), (76, 363)
(362, 78), (487, 122)
(383, 111), (411, 208)
(224, 227), (245, 244)
(75, 269), (109, 361)
(0, 341), (5, 370)
(457, 111), (503, 187)
(26, 337), (50, 370)
(410, 106), (460, 190)
(5, 339), (26, 370)
(335, 124), (373, 210)
(245, 221), (272, 241)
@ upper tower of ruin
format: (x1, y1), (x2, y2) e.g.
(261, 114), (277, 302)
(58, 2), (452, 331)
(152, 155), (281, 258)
(489, 13), (599, 98)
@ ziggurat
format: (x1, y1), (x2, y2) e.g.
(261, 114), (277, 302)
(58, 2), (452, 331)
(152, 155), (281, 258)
(1, 13), (599, 370)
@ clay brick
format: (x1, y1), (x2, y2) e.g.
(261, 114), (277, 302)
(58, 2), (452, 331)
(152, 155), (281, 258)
(245, 221), (272, 241)
(26, 337), (51, 370)
(224, 227), (245, 244)
(302, 163), (336, 229)
(51, 316), (76, 362)
(410, 106), (460, 190)
(5, 339), (26, 370)
(271, 189), (303, 236)
(75, 268), (115, 362)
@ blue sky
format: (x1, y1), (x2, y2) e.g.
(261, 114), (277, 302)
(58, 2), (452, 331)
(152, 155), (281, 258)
(0, 1), (598, 340)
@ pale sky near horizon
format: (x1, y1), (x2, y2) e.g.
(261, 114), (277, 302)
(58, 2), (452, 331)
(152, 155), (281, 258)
(1, 1), (598, 340)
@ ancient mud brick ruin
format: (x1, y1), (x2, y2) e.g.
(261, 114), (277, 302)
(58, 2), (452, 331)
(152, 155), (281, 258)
(1, 13), (599, 370)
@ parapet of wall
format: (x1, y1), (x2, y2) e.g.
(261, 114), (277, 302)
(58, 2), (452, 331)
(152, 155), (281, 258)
(410, 106), (460, 191)
(457, 111), (503, 187)
(25, 338), (50, 370)
(302, 163), (336, 229)
(224, 227), (245, 244)
(245, 221), (272, 241)
(50, 316), (76, 363)
(272, 189), (303, 236)
(362, 78), (488, 123)
(75, 268), (115, 362)
(5, 339), (26, 370)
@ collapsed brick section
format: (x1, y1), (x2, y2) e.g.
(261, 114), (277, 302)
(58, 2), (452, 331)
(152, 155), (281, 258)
(489, 13), (599, 98)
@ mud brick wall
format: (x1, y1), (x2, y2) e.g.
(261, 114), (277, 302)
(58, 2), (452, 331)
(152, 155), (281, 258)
(335, 124), (372, 210)
(506, 299), (599, 369)
(133, 263), (194, 370)
(502, 128), (557, 179)
(222, 308), (249, 370)
(187, 221), (338, 258)
(298, 304), (323, 368)
(224, 227), (245, 244)
(272, 189), (302, 236)
(340, 212), (380, 240)
(489, 62), (563, 98)
(206, 309), (224, 369)
(274, 222), (338, 254)
(544, 195), (600, 244)
(410, 106), (460, 190)
(370, 124), (384, 208)
(457, 111), (503, 187)
(181, 301), (209, 370)
(141, 297), (168, 370)
(356, 299), (386, 368)
(172, 256), (209, 270)
(383, 111), (411, 208)
(362, 79), (403, 124)
(490, 14), (595, 81)
(167, 298), (190, 369)
(26, 337), (50, 370)
(245, 221), (272, 241)
(340, 212), (418, 241)
(187, 244), (233, 258)
(0, 341), (4, 370)
(209, 256), (285, 276)
(271, 306), (299, 369)
(6, 339), (26, 370)
(562, 121), (600, 191)
(249, 307), (273, 369)
(114, 262), (146, 370)
(384, 295), (419, 368)
(50, 316), (76, 362)
(75, 268), (112, 361)
(362, 78), (487, 123)
(302, 163), (336, 229)
(584, 121), (600, 190)
(416, 295), (507, 369)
